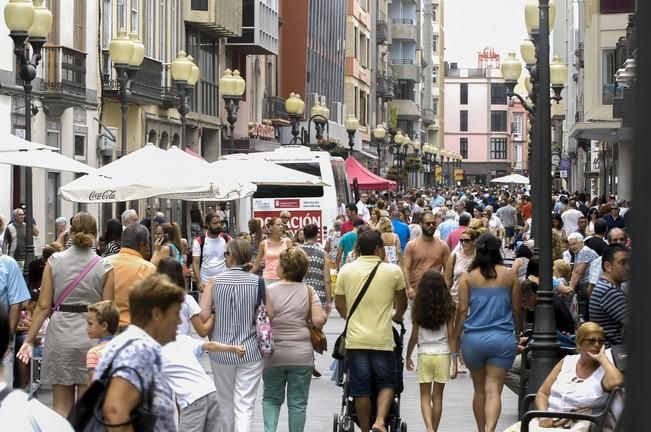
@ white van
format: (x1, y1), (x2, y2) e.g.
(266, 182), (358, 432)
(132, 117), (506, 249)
(229, 146), (352, 242)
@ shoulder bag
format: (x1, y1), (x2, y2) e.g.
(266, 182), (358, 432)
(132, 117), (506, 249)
(255, 278), (274, 357)
(67, 339), (157, 432)
(49, 255), (102, 317)
(306, 285), (327, 354)
(332, 261), (382, 360)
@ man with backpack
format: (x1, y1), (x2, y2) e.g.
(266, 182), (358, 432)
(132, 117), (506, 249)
(192, 213), (232, 292)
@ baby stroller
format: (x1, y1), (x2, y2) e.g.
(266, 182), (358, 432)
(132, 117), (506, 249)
(332, 321), (408, 432)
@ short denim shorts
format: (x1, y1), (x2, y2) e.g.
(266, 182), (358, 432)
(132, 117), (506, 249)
(347, 349), (397, 397)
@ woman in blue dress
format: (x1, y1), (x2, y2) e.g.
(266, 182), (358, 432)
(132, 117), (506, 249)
(453, 233), (522, 432)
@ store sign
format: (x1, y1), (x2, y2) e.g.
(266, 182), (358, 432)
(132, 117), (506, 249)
(254, 210), (323, 241)
(248, 122), (275, 140)
(454, 169), (465, 181)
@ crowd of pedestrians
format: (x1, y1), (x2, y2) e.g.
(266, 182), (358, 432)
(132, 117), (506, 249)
(0, 185), (630, 431)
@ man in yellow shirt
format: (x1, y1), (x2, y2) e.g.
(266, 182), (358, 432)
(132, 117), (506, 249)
(109, 224), (156, 327)
(335, 230), (407, 432)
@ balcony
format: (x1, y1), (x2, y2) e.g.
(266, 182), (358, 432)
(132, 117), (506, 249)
(40, 46), (87, 115)
(422, 108), (435, 126)
(262, 96), (290, 126)
(376, 20), (390, 44)
(102, 52), (166, 105)
(185, 0), (242, 38)
(376, 72), (394, 100)
(226, 0), (278, 55)
(391, 60), (421, 83)
(391, 18), (417, 41)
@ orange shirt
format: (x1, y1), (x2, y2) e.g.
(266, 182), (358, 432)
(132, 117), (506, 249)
(522, 202), (532, 220)
(109, 248), (156, 325)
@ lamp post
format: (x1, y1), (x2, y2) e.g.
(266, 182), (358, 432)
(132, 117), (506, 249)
(171, 51), (200, 151)
(109, 29), (145, 157)
(344, 114), (360, 157)
(502, 0), (570, 396)
(171, 51), (200, 239)
(311, 101), (330, 146)
(4, 0), (52, 279)
(219, 69), (246, 155)
(285, 92), (306, 144)
(373, 124), (387, 174)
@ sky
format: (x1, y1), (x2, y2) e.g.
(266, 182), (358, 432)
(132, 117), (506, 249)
(444, 0), (530, 69)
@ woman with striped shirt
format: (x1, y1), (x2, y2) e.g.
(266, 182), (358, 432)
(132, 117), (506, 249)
(199, 238), (266, 432)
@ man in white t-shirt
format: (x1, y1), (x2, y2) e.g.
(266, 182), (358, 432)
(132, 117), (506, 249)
(162, 334), (245, 431)
(561, 198), (583, 236)
(192, 213), (231, 291)
(356, 193), (371, 222)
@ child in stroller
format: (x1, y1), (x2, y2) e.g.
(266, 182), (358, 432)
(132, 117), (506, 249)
(333, 321), (408, 432)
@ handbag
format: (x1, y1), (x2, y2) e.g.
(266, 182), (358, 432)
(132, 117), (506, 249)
(68, 339), (157, 432)
(255, 279), (274, 358)
(49, 255), (101, 317)
(306, 285), (327, 354)
(332, 261), (382, 360)
(610, 344), (627, 372)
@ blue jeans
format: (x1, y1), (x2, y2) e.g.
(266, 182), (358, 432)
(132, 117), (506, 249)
(262, 366), (312, 432)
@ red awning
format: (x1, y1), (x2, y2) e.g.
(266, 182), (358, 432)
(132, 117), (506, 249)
(184, 147), (206, 160)
(345, 156), (397, 191)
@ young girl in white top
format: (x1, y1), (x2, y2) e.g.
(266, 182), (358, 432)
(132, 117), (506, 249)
(406, 270), (458, 432)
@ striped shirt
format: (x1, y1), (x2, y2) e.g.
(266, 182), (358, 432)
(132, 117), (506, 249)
(209, 267), (264, 365)
(589, 277), (627, 347)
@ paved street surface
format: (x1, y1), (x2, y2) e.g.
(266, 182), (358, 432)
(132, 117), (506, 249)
(35, 309), (518, 431)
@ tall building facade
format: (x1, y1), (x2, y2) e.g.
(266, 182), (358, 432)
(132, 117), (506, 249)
(0, 0), (101, 245)
(443, 57), (524, 185)
(563, 0), (635, 200)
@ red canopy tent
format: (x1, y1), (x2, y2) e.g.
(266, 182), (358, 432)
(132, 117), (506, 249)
(345, 156), (397, 191)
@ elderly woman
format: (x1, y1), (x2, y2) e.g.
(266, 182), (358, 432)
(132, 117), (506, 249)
(263, 247), (327, 431)
(523, 322), (624, 431)
(93, 274), (184, 431)
(200, 238), (265, 432)
(17, 212), (114, 416)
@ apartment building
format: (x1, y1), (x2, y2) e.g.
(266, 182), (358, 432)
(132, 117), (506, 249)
(443, 58), (523, 185)
(0, 0), (101, 244)
(564, 0), (635, 200)
(422, 0), (444, 150)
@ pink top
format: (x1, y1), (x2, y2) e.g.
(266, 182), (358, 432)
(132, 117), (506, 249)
(86, 339), (111, 370)
(262, 239), (289, 281)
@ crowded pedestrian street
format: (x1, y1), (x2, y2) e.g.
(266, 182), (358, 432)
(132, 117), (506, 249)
(0, 0), (648, 431)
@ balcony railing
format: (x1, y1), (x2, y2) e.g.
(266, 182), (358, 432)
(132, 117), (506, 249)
(376, 73), (394, 100)
(40, 46), (86, 96)
(101, 51), (165, 104)
(263, 96), (289, 121)
(391, 59), (414, 65)
(376, 20), (389, 44)
(391, 18), (414, 24)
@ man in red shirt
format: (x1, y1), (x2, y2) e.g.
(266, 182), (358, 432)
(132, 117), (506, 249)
(341, 204), (359, 235)
(521, 195), (532, 221)
(447, 213), (470, 251)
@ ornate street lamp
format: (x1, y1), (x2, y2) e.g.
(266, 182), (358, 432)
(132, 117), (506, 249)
(503, 0), (569, 397)
(220, 69), (246, 154)
(285, 92), (305, 144)
(310, 99), (330, 146)
(171, 51), (200, 150)
(373, 124), (387, 174)
(109, 29), (145, 157)
(171, 51), (199, 239)
(344, 114), (360, 156)
(4, 0), (52, 278)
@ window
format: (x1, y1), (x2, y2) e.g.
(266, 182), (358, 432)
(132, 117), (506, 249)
(253, 163), (324, 198)
(513, 113), (523, 141)
(432, 34), (438, 52)
(46, 130), (60, 150)
(159, 0), (167, 62)
(187, 26), (218, 116)
(360, 33), (368, 68)
(432, 99), (438, 115)
(118, 0), (126, 28)
(491, 111), (508, 132)
(354, 27), (359, 58)
(432, 4), (438, 22)
(460, 138), (468, 159)
(360, 91), (368, 126)
(130, 0), (139, 33)
(102, 0), (112, 49)
(460, 110), (468, 131)
(73, 0), (85, 51)
(47, 0), (60, 44)
(145, 0), (155, 56)
(46, 172), (60, 243)
(490, 138), (508, 159)
(74, 135), (86, 158)
(602, 49), (617, 105)
(491, 83), (507, 105)
(460, 83), (468, 105)
(171, 0), (178, 59)
(432, 67), (438, 84)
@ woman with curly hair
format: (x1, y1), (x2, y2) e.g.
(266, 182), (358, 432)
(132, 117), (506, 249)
(406, 270), (458, 432)
(452, 233), (521, 432)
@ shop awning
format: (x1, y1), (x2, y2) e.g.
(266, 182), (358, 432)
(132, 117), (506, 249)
(345, 156), (397, 191)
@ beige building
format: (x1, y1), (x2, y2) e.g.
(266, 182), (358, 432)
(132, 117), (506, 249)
(566, 0), (634, 199)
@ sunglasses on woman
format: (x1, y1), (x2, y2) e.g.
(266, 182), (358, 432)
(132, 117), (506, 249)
(460, 238), (473, 244)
